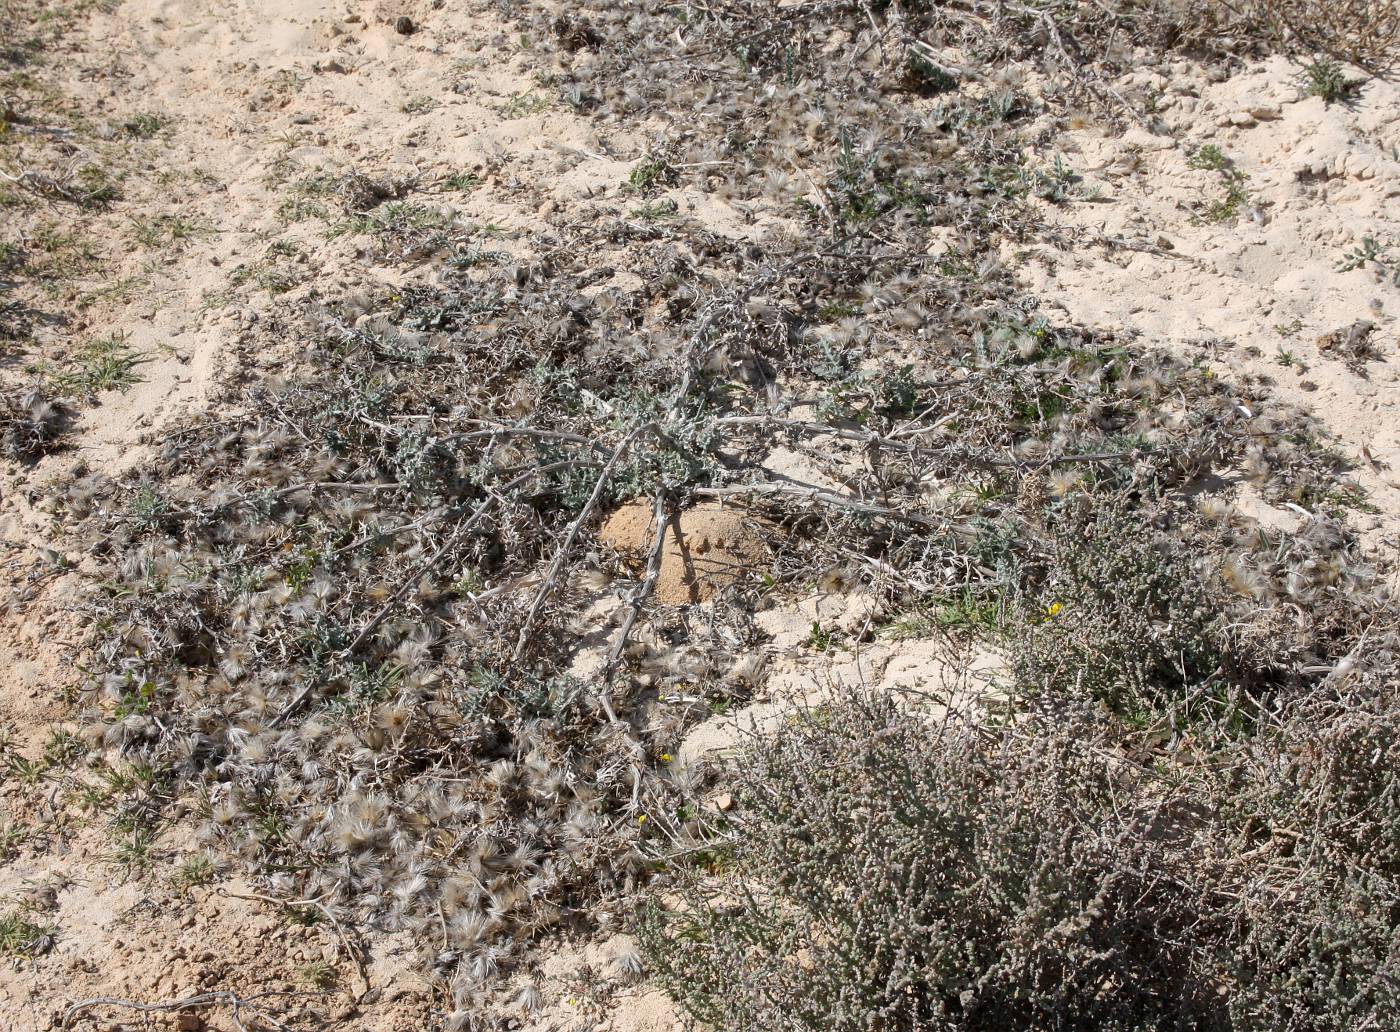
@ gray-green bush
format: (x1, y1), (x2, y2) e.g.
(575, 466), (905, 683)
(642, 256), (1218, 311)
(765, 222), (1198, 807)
(641, 685), (1400, 1032)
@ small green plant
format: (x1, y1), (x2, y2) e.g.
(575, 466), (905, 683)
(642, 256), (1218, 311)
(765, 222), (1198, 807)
(0, 819), (27, 860)
(452, 567), (486, 596)
(129, 213), (211, 249)
(1187, 144), (1254, 221)
(0, 240), (23, 273)
(122, 112), (166, 138)
(6, 755), (47, 788)
(101, 761), (163, 796)
(1338, 235), (1384, 271)
(1274, 346), (1307, 371)
(113, 676), (157, 717)
(824, 134), (929, 224)
(1337, 236), (1399, 285)
(267, 69), (306, 95)
(0, 910), (53, 958)
(107, 827), (160, 876)
(1187, 146), (1250, 224)
(229, 258), (301, 296)
(172, 850), (215, 892)
(51, 333), (147, 396)
(41, 726), (79, 768)
(806, 621), (835, 652)
(289, 171), (336, 197)
(297, 960), (338, 990)
(288, 904), (322, 927)
(443, 171), (483, 192)
(128, 482), (171, 531)
(500, 91), (549, 118)
(1187, 144), (1230, 172)
(401, 94), (437, 114)
(1297, 58), (1361, 105)
(881, 611), (932, 641)
(278, 196), (330, 222)
(82, 275), (148, 306)
(73, 164), (120, 208)
(200, 287), (235, 310)
(1031, 154), (1080, 204)
(817, 300), (861, 321)
(627, 154), (677, 194)
(72, 780), (111, 812)
(931, 589), (1004, 633)
(334, 200), (454, 238)
(25, 225), (99, 280)
(629, 198), (679, 221)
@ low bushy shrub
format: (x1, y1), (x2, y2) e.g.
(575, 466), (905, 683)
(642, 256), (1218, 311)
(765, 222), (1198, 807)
(641, 694), (1226, 1031)
(641, 685), (1400, 1032)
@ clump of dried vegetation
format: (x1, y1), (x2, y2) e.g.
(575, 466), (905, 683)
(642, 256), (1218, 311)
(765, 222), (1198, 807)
(1256, 0), (1400, 72)
(0, 388), (65, 459)
(5, 0), (1398, 1028)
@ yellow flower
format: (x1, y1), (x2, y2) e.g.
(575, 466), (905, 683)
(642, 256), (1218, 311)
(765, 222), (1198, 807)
(637, 814), (647, 824)
(1045, 602), (1063, 619)
(660, 753), (673, 763)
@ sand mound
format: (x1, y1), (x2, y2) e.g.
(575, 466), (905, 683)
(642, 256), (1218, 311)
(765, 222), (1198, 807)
(599, 500), (767, 604)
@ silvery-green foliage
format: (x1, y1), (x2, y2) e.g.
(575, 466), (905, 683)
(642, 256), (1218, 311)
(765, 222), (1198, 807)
(641, 692), (1225, 1031)
(642, 684), (1400, 1032)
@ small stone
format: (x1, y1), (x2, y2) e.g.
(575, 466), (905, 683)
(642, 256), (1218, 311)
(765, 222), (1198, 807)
(175, 1012), (204, 1031)
(394, 15), (415, 34)
(1228, 111), (1257, 127)
(712, 792), (733, 812)
(1249, 103), (1281, 120)
(1120, 127), (1175, 152)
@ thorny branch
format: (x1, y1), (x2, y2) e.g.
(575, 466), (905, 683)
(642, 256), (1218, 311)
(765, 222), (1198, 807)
(62, 989), (316, 1031)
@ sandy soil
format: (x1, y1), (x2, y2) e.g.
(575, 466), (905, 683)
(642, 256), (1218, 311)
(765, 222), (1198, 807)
(1027, 57), (1400, 566)
(2, 2), (1398, 1030)
(599, 500), (768, 605)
